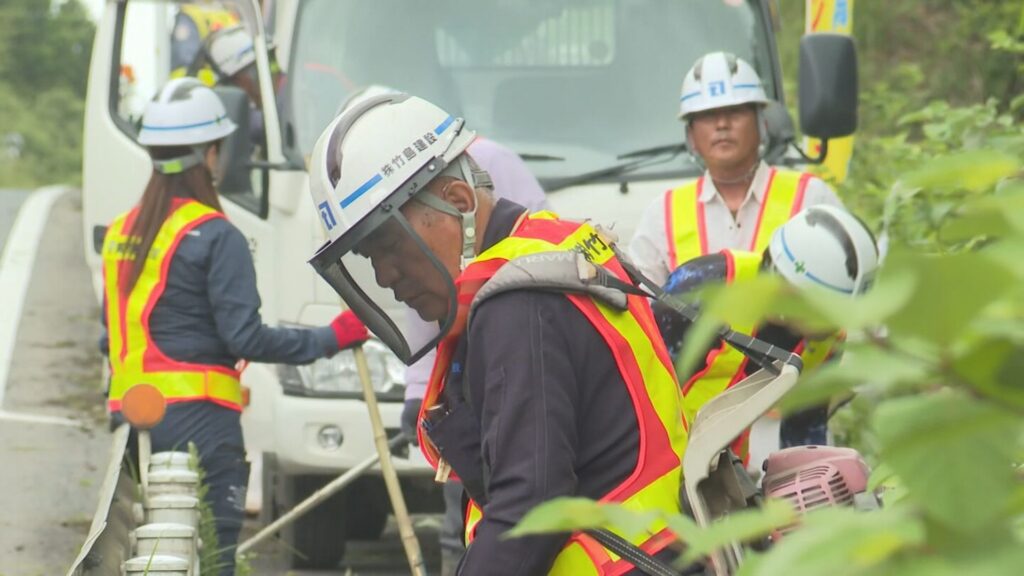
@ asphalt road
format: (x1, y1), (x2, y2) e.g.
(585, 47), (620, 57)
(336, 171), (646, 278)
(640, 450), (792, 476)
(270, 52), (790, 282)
(0, 189), (110, 576)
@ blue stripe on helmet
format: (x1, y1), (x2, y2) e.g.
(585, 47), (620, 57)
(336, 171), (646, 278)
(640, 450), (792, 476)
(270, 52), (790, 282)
(341, 173), (383, 208)
(434, 115), (455, 135)
(733, 83), (762, 90)
(141, 115), (228, 131)
(679, 91), (701, 102)
(804, 271), (854, 294)
(780, 228), (853, 294)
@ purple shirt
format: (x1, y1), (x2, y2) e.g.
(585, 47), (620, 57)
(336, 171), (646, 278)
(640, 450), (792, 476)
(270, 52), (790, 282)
(404, 138), (548, 400)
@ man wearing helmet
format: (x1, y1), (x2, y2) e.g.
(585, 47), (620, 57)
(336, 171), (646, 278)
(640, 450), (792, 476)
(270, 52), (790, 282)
(630, 52), (845, 288)
(204, 25), (261, 107)
(654, 205), (880, 456)
(307, 93), (688, 575)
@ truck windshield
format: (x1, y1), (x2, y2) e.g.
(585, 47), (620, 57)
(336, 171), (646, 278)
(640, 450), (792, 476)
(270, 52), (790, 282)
(286, 0), (776, 184)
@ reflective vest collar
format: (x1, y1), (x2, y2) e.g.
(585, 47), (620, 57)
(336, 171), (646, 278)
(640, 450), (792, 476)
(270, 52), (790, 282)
(102, 199), (242, 412)
(665, 168), (814, 270)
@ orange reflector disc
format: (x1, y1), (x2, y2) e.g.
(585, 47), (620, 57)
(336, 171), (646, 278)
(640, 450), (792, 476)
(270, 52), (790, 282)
(121, 384), (166, 430)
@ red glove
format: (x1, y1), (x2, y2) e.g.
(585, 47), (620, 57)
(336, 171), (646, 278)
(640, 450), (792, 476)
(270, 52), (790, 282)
(331, 310), (369, 351)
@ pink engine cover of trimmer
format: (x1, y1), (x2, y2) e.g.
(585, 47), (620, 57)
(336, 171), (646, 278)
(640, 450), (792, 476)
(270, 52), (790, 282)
(763, 446), (870, 514)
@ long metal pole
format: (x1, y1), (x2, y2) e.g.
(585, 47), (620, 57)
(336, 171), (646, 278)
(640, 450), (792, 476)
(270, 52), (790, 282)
(353, 346), (428, 576)
(234, 434), (405, 557)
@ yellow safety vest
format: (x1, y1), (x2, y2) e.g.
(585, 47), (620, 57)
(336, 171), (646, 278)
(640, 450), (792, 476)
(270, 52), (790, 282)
(681, 249), (842, 460)
(664, 168), (815, 270)
(103, 199), (242, 412)
(420, 212), (688, 575)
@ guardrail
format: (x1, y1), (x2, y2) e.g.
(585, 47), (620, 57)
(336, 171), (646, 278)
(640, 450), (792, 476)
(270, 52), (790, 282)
(66, 423), (136, 576)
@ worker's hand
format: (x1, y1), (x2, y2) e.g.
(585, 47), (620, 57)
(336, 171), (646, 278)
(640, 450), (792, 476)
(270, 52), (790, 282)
(401, 398), (421, 447)
(331, 310), (369, 351)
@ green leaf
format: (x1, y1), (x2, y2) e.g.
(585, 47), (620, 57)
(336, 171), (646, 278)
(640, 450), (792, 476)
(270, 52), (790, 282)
(979, 237), (1024, 282)
(942, 185), (1024, 241)
(776, 344), (933, 415)
(675, 276), (785, 379)
(785, 268), (917, 332)
(737, 507), (925, 576)
(660, 500), (796, 565)
(953, 338), (1024, 410)
(873, 390), (1020, 531)
(705, 275), (786, 330)
(883, 251), (1016, 346)
(506, 498), (657, 540)
(900, 149), (1020, 194)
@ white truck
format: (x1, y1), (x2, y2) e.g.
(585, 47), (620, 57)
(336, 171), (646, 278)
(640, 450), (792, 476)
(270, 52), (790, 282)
(83, 0), (855, 569)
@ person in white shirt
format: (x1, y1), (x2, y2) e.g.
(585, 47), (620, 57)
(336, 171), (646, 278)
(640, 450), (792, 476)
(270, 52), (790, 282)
(630, 51), (843, 288)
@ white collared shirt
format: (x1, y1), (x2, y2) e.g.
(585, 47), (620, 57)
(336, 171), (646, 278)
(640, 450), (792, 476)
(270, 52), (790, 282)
(629, 161), (844, 287)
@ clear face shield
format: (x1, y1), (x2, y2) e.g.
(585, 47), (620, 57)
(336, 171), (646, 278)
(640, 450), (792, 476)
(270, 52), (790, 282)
(309, 159), (461, 366)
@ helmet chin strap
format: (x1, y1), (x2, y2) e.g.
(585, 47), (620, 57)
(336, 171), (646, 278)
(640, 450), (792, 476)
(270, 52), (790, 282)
(414, 156), (481, 271)
(152, 147), (208, 175)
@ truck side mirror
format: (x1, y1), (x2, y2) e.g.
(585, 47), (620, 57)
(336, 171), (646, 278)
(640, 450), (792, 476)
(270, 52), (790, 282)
(211, 86), (253, 196)
(799, 33), (858, 142)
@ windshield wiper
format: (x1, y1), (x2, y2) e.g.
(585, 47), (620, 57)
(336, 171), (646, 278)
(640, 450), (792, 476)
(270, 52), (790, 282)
(547, 145), (689, 192)
(518, 152), (566, 162)
(616, 142), (687, 161)
(546, 159), (655, 192)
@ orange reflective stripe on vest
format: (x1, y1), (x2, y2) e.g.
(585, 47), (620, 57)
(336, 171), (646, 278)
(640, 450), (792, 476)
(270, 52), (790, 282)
(420, 211), (688, 575)
(102, 200), (242, 412)
(665, 168), (813, 269)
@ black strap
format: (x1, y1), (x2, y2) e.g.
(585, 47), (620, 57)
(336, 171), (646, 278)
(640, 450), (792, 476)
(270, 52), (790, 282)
(584, 529), (680, 576)
(597, 247), (803, 374)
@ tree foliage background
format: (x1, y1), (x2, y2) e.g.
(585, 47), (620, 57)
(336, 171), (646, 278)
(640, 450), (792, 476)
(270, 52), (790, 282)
(0, 0), (95, 188)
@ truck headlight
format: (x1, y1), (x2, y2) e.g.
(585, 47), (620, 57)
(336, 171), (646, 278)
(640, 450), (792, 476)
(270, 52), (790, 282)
(277, 339), (406, 400)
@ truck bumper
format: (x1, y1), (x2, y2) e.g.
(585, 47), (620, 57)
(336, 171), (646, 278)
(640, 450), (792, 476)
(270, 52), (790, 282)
(269, 393), (432, 476)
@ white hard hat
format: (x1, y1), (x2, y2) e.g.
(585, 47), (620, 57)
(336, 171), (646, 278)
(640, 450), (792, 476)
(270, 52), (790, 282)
(768, 205), (879, 295)
(337, 84), (400, 117)
(138, 77), (237, 147)
(310, 93), (475, 244)
(679, 52), (770, 120)
(206, 25), (256, 78)
(307, 93), (477, 364)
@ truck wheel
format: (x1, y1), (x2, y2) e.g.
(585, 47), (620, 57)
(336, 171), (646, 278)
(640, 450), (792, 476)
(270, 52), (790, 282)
(274, 473), (349, 569)
(345, 477), (389, 541)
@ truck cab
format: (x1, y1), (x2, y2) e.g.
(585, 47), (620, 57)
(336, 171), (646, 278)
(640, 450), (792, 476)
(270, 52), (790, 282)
(83, 0), (854, 569)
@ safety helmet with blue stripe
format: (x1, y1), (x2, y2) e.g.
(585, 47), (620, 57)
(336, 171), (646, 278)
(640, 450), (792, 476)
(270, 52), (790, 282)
(679, 51), (770, 119)
(206, 25), (256, 78)
(680, 52), (771, 164)
(308, 93), (481, 364)
(138, 77), (237, 174)
(767, 205), (879, 296)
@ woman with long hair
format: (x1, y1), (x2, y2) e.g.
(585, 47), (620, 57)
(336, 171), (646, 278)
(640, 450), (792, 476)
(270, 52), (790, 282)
(100, 78), (366, 575)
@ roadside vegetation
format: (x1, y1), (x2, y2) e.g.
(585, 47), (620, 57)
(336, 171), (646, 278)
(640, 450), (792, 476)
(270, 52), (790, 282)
(512, 2), (1024, 574)
(0, 0), (94, 188)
